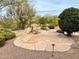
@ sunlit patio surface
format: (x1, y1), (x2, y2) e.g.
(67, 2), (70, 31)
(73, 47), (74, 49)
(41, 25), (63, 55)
(14, 29), (74, 52)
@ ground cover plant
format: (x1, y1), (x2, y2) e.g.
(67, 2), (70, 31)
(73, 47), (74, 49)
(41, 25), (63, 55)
(0, 28), (16, 46)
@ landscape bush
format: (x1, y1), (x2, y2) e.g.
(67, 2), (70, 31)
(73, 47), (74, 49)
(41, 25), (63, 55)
(0, 28), (16, 40)
(47, 16), (59, 28)
(0, 18), (20, 30)
(0, 35), (5, 47)
(38, 16), (59, 29)
(59, 7), (79, 36)
(38, 16), (48, 27)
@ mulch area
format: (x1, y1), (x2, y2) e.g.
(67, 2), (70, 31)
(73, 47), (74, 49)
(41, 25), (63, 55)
(0, 39), (79, 59)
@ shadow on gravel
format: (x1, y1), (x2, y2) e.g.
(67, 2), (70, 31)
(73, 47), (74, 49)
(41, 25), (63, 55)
(0, 39), (78, 59)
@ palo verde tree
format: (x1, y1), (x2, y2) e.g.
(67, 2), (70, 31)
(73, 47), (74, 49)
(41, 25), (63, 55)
(6, 0), (36, 29)
(0, 0), (36, 29)
(59, 7), (79, 36)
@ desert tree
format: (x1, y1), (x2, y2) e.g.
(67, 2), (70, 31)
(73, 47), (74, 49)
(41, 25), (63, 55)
(6, 0), (36, 29)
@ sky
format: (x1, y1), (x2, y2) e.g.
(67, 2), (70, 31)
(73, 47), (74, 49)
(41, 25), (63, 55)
(32, 0), (79, 16)
(1, 0), (79, 16)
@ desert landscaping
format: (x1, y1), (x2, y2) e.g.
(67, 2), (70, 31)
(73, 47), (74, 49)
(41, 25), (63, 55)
(14, 27), (75, 52)
(0, 0), (79, 59)
(0, 27), (79, 59)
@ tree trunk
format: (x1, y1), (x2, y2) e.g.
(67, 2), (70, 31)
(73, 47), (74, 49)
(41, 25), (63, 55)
(21, 20), (26, 29)
(19, 18), (26, 30)
(67, 32), (72, 37)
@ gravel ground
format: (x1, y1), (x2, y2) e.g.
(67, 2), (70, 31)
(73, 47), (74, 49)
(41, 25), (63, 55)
(0, 39), (79, 59)
(0, 27), (79, 59)
(14, 29), (74, 52)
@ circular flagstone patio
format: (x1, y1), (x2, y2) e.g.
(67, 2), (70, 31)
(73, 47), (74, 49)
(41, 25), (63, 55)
(14, 30), (74, 52)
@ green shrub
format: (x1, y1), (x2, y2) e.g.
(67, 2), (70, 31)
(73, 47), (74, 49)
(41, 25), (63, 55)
(0, 18), (20, 30)
(3, 31), (16, 40)
(0, 28), (16, 47)
(0, 35), (5, 47)
(59, 7), (79, 36)
(38, 16), (48, 27)
(0, 28), (16, 40)
(38, 16), (59, 29)
(47, 16), (59, 27)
